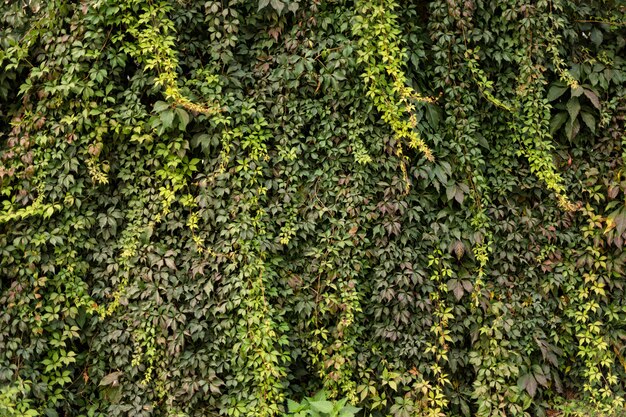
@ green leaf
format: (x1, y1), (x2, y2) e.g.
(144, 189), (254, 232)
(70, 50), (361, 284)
(446, 184), (457, 201)
(455, 188), (465, 204)
(309, 401), (334, 414)
(191, 133), (212, 150)
(43, 206), (54, 219)
(311, 391), (327, 401)
(550, 112), (568, 134)
(44, 409), (59, 417)
(547, 84), (568, 101)
(103, 386), (122, 404)
(565, 117), (580, 141)
(153, 100), (170, 112)
(580, 111), (596, 133)
(590, 27), (603, 46)
(341, 405), (361, 416)
(176, 107), (190, 131)
(270, 0), (284, 13)
(571, 86), (584, 97)
(476, 133), (489, 149)
(160, 109), (174, 129)
(258, 0), (270, 10)
(287, 399), (302, 413)
(566, 97), (580, 121)
(334, 70), (346, 81)
(460, 400), (471, 417)
(425, 103), (441, 128)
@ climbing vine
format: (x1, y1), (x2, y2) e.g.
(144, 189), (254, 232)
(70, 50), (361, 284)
(1, 1), (625, 417)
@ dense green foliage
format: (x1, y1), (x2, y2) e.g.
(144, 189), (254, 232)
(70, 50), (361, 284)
(1, 0), (626, 416)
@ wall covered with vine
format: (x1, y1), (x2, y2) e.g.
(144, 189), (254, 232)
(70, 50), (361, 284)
(1, 0), (625, 416)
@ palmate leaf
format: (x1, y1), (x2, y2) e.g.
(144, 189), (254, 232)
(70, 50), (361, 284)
(518, 373), (538, 397)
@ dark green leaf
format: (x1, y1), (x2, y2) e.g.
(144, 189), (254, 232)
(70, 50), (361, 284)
(580, 111), (596, 133)
(550, 112), (568, 134)
(566, 97), (580, 121)
(547, 84), (568, 101)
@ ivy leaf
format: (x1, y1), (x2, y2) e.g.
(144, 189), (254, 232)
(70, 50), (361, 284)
(455, 187), (465, 204)
(534, 371), (548, 387)
(607, 207), (626, 235)
(44, 409), (59, 417)
(102, 386), (122, 404)
(164, 257), (177, 270)
(160, 109), (174, 129)
(518, 373), (538, 397)
(550, 112), (568, 135)
(448, 279), (464, 300)
(43, 206), (54, 219)
(583, 89), (601, 110)
(309, 401), (334, 414)
(446, 184), (457, 201)
(425, 103), (441, 128)
(547, 84), (568, 101)
(342, 405), (361, 415)
(580, 111), (596, 133)
(176, 107), (190, 131)
(287, 399), (303, 413)
(571, 86), (584, 98)
(476, 133), (489, 149)
(153, 100), (170, 112)
(334, 70), (346, 81)
(566, 97), (580, 121)
(258, 0), (270, 10)
(270, 0), (285, 13)
(526, 376), (538, 397)
(191, 133), (215, 151)
(432, 165), (447, 186)
(311, 391), (327, 401)
(565, 117), (580, 141)
(460, 400), (471, 417)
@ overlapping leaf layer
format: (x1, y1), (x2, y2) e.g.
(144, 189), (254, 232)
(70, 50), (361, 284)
(1, 1), (625, 416)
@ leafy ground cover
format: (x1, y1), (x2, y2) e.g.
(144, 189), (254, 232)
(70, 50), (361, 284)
(1, 0), (625, 416)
